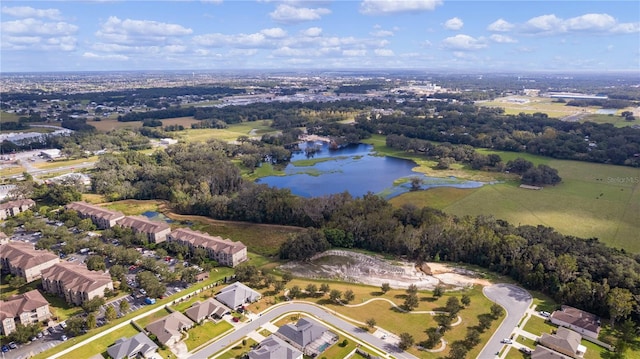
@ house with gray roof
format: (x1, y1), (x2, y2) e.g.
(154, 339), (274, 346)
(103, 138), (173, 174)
(185, 298), (229, 323)
(107, 332), (158, 359)
(215, 282), (261, 309)
(248, 335), (302, 359)
(539, 327), (586, 358)
(550, 305), (600, 340)
(275, 318), (328, 353)
(145, 311), (194, 346)
(532, 345), (572, 359)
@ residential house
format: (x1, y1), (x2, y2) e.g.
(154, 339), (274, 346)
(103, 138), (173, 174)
(550, 305), (601, 340)
(215, 282), (261, 309)
(106, 332), (159, 359)
(248, 335), (303, 359)
(41, 262), (114, 305)
(0, 242), (60, 282)
(0, 199), (35, 220)
(276, 317), (334, 356)
(116, 216), (171, 244)
(65, 201), (125, 229)
(0, 289), (51, 335)
(184, 298), (229, 323)
(167, 228), (247, 267)
(145, 311), (194, 346)
(539, 327), (586, 358)
(532, 345), (572, 359)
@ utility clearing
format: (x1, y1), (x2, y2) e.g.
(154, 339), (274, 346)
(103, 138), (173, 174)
(280, 250), (491, 290)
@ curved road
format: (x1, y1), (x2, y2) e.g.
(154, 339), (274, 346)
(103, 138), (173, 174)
(478, 284), (532, 359)
(188, 301), (418, 359)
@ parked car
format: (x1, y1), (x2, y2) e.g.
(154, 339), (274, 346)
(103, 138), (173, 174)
(8, 342), (17, 349)
(144, 297), (156, 305)
(501, 338), (513, 344)
(60, 321), (67, 329)
(539, 311), (551, 317)
(61, 335), (68, 341)
(519, 347), (532, 354)
(1, 345), (9, 352)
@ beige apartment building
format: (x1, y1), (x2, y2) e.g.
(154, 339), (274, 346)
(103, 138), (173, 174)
(167, 228), (247, 267)
(41, 262), (114, 305)
(0, 198), (36, 220)
(0, 289), (51, 335)
(116, 216), (171, 244)
(0, 242), (60, 282)
(65, 201), (125, 229)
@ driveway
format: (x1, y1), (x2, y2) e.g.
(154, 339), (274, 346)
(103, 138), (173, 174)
(188, 302), (418, 359)
(478, 284), (532, 359)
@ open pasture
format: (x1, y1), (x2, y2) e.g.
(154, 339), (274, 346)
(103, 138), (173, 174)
(175, 120), (276, 143)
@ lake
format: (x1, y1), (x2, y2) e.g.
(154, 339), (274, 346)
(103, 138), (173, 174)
(258, 141), (490, 199)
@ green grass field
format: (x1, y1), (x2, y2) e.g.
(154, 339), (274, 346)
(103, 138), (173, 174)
(214, 338), (257, 359)
(478, 96), (585, 118)
(89, 116), (201, 132)
(390, 145), (640, 252)
(58, 324), (139, 359)
(175, 121), (276, 143)
(581, 114), (639, 128)
(185, 320), (233, 351)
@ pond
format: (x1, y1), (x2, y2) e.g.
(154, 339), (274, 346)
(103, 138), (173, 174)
(257, 141), (491, 199)
(141, 211), (174, 223)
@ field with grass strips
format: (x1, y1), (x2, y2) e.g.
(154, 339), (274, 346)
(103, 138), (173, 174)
(59, 324), (139, 359)
(175, 121), (276, 143)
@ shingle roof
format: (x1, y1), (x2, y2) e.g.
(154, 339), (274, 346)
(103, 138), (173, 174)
(551, 305), (600, 334)
(0, 199), (35, 210)
(145, 311), (194, 345)
(184, 298), (228, 323)
(531, 345), (571, 359)
(539, 327), (581, 354)
(276, 318), (327, 348)
(41, 262), (112, 294)
(65, 201), (124, 221)
(169, 228), (246, 255)
(0, 242), (59, 270)
(248, 335), (302, 359)
(215, 282), (261, 308)
(0, 289), (49, 321)
(106, 332), (158, 359)
(116, 216), (170, 234)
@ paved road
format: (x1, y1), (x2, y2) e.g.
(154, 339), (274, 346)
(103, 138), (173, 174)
(478, 284), (532, 359)
(189, 302), (418, 359)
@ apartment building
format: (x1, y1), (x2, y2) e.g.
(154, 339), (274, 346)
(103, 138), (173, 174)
(0, 290), (51, 335)
(65, 201), (125, 229)
(0, 198), (35, 220)
(0, 242), (60, 282)
(167, 228), (247, 267)
(41, 262), (114, 305)
(115, 216), (171, 244)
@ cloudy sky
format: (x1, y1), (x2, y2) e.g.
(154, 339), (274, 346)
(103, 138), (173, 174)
(1, 0), (639, 73)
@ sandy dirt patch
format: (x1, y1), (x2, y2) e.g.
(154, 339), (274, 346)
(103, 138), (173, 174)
(280, 250), (491, 290)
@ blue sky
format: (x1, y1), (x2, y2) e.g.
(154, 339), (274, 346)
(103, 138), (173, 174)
(1, 0), (639, 73)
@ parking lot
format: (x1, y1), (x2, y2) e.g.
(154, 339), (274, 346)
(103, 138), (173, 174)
(2, 323), (67, 359)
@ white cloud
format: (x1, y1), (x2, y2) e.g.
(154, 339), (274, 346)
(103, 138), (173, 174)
(444, 17), (464, 30)
(374, 48), (394, 56)
(490, 34), (517, 43)
(82, 52), (129, 61)
(302, 27), (322, 37)
(269, 4), (331, 24)
(487, 18), (514, 32)
(98, 17), (192, 39)
(1, 6), (62, 20)
(2, 18), (77, 36)
(442, 34), (487, 50)
(261, 27), (287, 38)
(566, 13), (616, 31)
(193, 32), (272, 48)
(343, 49), (366, 57)
(521, 13), (639, 35)
(360, 0), (442, 15)
(370, 29), (394, 37)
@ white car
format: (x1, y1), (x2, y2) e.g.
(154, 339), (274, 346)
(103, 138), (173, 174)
(539, 311), (551, 317)
(501, 338), (513, 344)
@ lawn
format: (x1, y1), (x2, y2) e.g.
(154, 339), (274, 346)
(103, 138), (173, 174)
(175, 121), (276, 143)
(184, 320), (233, 351)
(320, 335), (357, 358)
(134, 308), (172, 328)
(101, 199), (165, 216)
(522, 316), (557, 337)
(58, 323), (139, 359)
(33, 156), (98, 170)
(89, 116), (201, 132)
(581, 113), (639, 128)
(214, 338), (257, 359)
(390, 152), (640, 252)
(477, 96), (590, 118)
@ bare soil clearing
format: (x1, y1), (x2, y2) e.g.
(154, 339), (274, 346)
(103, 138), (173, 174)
(280, 250), (491, 290)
